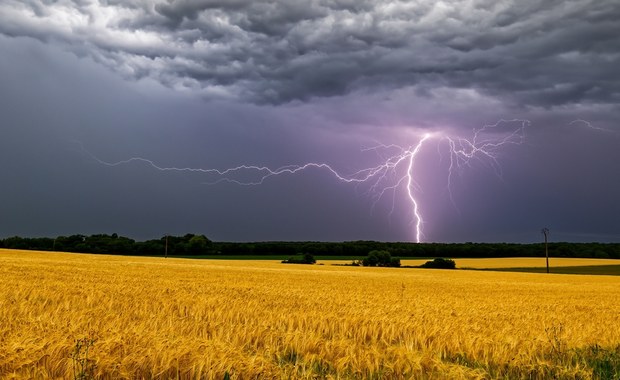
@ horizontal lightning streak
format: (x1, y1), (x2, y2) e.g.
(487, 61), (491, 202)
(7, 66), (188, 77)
(79, 119), (533, 242)
(569, 119), (616, 135)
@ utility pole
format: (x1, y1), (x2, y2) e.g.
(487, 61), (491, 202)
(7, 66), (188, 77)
(541, 228), (550, 273)
(165, 235), (168, 259)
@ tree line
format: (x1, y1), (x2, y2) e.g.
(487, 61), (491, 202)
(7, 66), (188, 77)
(1, 234), (620, 259)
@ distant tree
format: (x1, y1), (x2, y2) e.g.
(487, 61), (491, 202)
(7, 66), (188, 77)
(3, 235), (620, 261)
(389, 257), (401, 267)
(3, 236), (28, 250)
(363, 251), (380, 266)
(188, 235), (211, 255)
(134, 240), (164, 256)
(419, 258), (456, 269)
(594, 250), (609, 259)
(362, 250), (400, 267)
(282, 253), (316, 264)
(53, 235), (86, 252)
(303, 253), (316, 264)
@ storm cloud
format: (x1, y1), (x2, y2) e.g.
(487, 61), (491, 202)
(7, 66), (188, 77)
(1, 0), (618, 106)
(0, 0), (618, 243)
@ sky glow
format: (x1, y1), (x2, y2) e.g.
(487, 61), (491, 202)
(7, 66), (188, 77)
(83, 119), (534, 243)
(0, 1), (618, 242)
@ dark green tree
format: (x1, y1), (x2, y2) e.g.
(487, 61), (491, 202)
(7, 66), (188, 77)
(187, 234), (211, 255)
(420, 258), (456, 269)
(362, 250), (400, 267)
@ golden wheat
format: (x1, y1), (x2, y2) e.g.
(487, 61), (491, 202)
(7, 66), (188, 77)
(325, 257), (620, 268)
(1, 249), (619, 379)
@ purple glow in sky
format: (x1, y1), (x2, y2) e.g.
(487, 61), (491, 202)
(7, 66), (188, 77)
(0, 0), (618, 242)
(81, 120), (529, 243)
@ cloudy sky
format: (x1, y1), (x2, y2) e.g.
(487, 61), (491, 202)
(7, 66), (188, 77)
(0, 0), (618, 243)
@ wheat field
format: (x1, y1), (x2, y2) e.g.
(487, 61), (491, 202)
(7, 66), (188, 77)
(1, 249), (619, 379)
(325, 257), (620, 268)
(413, 257), (620, 269)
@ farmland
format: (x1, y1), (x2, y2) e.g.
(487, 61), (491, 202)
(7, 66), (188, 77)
(1, 249), (620, 379)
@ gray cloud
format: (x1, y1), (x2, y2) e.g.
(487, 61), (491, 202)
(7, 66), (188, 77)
(1, 0), (618, 106)
(1, 1), (619, 243)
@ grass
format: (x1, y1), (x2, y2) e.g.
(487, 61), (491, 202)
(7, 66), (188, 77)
(177, 254), (375, 261)
(487, 265), (620, 276)
(178, 254), (294, 260)
(446, 257), (620, 269)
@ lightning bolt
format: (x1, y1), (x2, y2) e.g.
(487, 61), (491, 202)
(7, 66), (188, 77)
(569, 119), (616, 135)
(407, 134), (432, 242)
(79, 120), (530, 243)
(442, 119), (529, 206)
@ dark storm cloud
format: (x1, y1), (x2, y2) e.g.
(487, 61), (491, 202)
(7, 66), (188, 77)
(1, 0), (618, 106)
(1, 1), (619, 243)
